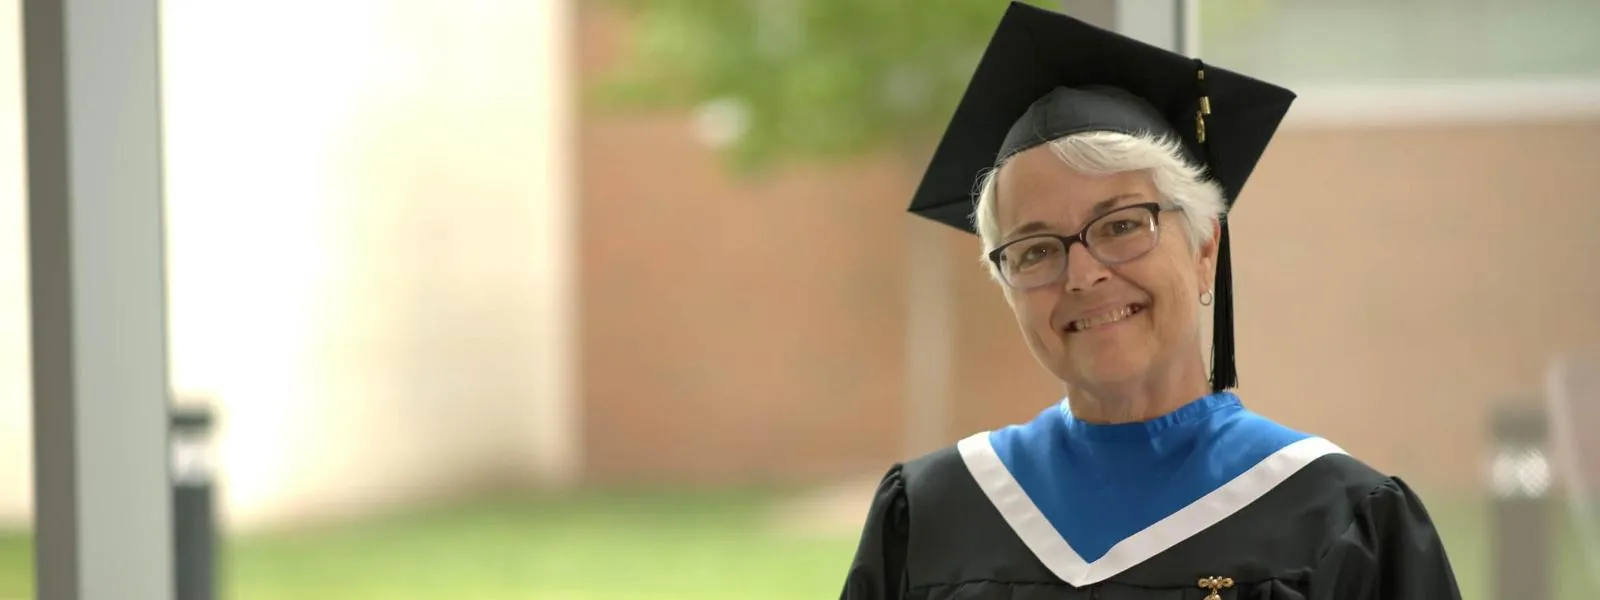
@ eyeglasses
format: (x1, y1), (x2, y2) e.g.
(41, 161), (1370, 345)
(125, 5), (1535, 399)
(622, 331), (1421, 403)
(987, 202), (1176, 290)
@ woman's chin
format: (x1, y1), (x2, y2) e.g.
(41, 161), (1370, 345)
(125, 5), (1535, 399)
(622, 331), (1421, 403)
(1066, 348), (1153, 386)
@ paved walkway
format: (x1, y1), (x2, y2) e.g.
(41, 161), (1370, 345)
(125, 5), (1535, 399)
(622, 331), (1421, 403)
(765, 475), (881, 537)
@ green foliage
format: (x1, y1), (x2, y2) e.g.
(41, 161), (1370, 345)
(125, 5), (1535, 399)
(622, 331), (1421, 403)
(590, 0), (1058, 173)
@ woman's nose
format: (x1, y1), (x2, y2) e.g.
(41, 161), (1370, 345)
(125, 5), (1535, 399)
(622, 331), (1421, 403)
(1061, 242), (1110, 292)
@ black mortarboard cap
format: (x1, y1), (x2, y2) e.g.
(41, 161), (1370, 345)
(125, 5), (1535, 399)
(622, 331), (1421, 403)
(908, 1), (1296, 392)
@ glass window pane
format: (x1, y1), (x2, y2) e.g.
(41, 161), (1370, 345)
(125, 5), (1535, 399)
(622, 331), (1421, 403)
(1201, 0), (1600, 85)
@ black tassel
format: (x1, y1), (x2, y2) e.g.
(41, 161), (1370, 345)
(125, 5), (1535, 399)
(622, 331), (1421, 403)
(1193, 57), (1236, 392)
(1210, 221), (1237, 392)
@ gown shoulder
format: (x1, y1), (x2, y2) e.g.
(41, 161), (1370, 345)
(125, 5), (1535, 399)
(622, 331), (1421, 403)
(838, 463), (911, 600)
(1300, 466), (1465, 599)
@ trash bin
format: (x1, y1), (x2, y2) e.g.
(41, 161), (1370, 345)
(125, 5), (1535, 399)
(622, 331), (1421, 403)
(1489, 401), (1551, 600)
(171, 404), (217, 600)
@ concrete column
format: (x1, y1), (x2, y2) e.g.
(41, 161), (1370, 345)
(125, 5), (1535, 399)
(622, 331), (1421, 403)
(22, 0), (176, 597)
(527, 0), (582, 488)
(1062, 0), (1190, 52)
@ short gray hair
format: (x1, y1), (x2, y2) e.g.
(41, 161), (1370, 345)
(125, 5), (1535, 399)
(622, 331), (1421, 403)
(972, 131), (1226, 277)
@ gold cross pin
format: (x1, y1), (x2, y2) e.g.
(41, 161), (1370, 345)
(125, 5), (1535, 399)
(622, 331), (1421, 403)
(1198, 575), (1234, 600)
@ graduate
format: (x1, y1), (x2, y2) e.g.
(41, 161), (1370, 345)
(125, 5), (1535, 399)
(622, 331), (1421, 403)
(840, 4), (1463, 599)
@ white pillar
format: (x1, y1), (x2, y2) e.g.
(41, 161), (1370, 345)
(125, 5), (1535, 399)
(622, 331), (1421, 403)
(1180, 0), (1202, 57)
(22, 0), (175, 597)
(1063, 0), (1190, 53)
(1115, 1), (1182, 53)
(527, 0), (582, 488)
(903, 221), (955, 458)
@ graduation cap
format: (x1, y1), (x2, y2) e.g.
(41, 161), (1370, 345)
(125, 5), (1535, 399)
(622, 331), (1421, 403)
(908, 1), (1296, 393)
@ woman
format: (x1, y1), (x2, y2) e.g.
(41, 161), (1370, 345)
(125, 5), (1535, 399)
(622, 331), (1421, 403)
(841, 4), (1462, 599)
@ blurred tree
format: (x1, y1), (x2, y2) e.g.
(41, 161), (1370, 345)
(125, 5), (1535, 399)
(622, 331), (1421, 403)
(590, 0), (1277, 172)
(589, 0), (1057, 173)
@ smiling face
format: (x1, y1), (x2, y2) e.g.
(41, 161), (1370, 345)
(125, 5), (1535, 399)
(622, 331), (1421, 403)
(991, 143), (1219, 392)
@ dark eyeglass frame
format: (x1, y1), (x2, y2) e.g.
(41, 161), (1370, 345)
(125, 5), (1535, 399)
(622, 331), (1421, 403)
(986, 202), (1176, 289)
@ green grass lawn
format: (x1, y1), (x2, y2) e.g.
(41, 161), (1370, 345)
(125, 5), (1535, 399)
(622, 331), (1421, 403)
(0, 489), (855, 600)
(0, 489), (1592, 599)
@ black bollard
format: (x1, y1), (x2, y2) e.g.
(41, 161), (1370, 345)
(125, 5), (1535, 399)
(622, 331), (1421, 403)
(1488, 402), (1551, 600)
(171, 404), (218, 600)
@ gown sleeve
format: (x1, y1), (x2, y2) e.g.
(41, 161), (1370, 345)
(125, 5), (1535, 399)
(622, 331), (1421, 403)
(1307, 476), (1464, 600)
(839, 465), (911, 600)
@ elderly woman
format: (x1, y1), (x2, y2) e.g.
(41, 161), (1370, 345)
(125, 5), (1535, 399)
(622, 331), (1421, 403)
(840, 4), (1462, 600)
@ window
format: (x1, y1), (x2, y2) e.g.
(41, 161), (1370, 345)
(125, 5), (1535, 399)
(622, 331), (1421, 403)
(1200, 0), (1600, 123)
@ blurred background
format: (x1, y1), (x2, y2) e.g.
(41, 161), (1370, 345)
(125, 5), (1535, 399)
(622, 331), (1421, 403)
(3, 0), (1600, 598)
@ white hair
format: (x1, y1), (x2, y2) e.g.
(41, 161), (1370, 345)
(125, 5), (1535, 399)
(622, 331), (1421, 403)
(972, 131), (1226, 279)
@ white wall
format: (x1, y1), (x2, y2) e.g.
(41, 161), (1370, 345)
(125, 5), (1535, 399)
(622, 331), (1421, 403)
(0, 0), (30, 526)
(0, 0), (577, 531)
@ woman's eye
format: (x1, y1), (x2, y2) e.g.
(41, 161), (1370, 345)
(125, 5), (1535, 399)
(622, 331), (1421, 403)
(1016, 243), (1055, 267)
(1102, 219), (1140, 236)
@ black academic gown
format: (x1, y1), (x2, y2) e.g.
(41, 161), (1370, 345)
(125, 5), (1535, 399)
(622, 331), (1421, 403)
(839, 397), (1463, 600)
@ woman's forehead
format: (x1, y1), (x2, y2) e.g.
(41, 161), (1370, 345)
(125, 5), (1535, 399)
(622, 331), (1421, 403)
(995, 156), (1156, 231)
